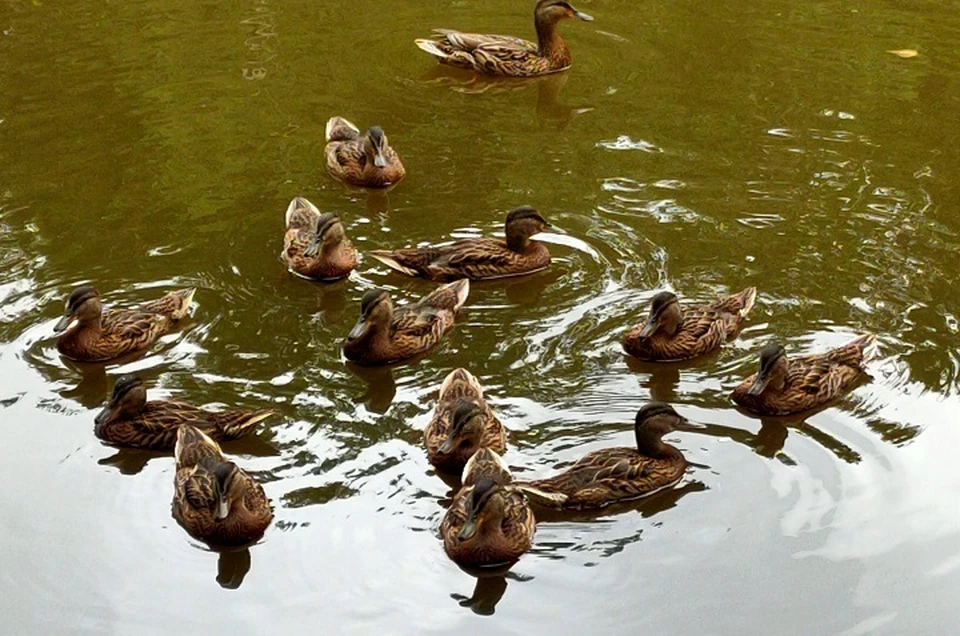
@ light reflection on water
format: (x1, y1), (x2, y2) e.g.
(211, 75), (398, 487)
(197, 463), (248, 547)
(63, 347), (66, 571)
(2, 0), (960, 633)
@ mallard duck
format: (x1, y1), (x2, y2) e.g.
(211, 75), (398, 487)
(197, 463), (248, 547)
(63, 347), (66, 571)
(324, 117), (405, 188)
(623, 288), (757, 362)
(281, 196), (358, 281)
(731, 334), (878, 416)
(94, 375), (273, 450)
(342, 279), (470, 366)
(424, 368), (507, 473)
(514, 403), (701, 510)
(369, 207), (552, 282)
(416, 0), (593, 78)
(173, 424), (273, 546)
(53, 285), (195, 363)
(441, 451), (534, 567)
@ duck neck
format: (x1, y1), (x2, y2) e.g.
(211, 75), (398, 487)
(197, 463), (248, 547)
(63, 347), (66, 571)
(506, 228), (531, 253)
(70, 316), (103, 343)
(536, 19), (570, 66)
(635, 430), (682, 460)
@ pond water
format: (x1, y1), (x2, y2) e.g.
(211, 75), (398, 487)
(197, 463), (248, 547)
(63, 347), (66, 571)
(2, 0), (959, 633)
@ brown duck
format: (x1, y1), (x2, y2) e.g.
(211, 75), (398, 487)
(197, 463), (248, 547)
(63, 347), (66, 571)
(94, 375), (272, 450)
(369, 207), (552, 281)
(424, 368), (507, 473)
(514, 403), (701, 510)
(342, 279), (469, 366)
(281, 196), (358, 281)
(416, 0), (593, 77)
(441, 449), (534, 568)
(324, 117), (405, 188)
(54, 286), (195, 363)
(623, 288), (757, 362)
(172, 424), (273, 546)
(731, 334), (878, 416)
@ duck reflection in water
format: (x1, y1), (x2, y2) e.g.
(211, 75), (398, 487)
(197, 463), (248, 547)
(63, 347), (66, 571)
(450, 565), (534, 616)
(96, 427), (277, 476)
(503, 268), (562, 306)
(344, 361), (398, 414)
(58, 355), (166, 409)
(529, 479), (706, 523)
(57, 359), (109, 407)
(216, 547), (252, 590)
(312, 282), (349, 324)
(419, 66), (593, 130)
(365, 189), (391, 222)
(624, 357), (683, 404)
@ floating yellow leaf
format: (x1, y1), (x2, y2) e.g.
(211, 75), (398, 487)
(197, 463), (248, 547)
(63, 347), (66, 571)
(888, 49), (919, 59)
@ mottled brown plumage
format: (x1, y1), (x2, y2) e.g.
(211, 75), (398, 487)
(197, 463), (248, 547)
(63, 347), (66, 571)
(54, 286), (195, 362)
(461, 447), (514, 488)
(623, 288), (757, 362)
(416, 0), (593, 77)
(369, 207), (552, 281)
(173, 424), (273, 546)
(514, 403), (701, 510)
(93, 375), (272, 450)
(280, 196), (358, 281)
(731, 334), (878, 416)
(342, 279), (470, 366)
(324, 117), (405, 188)
(424, 368), (507, 473)
(441, 454), (534, 567)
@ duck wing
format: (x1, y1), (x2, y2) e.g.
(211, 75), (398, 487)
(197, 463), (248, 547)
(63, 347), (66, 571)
(434, 29), (536, 53)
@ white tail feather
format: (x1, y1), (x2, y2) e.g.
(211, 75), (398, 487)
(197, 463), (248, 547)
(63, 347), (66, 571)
(514, 483), (568, 507)
(449, 278), (470, 310)
(415, 39), (450, 60)
(856, 333), (879, 365)
(368, 252), (419, 277)
(325, 116), (359, 142)
(739, 286), (758, 317)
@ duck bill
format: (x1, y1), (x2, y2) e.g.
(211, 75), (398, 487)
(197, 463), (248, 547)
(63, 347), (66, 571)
(572, 7), (593, 21)
(673, 417), (705, 432)
(347, 317), (370, 341)
(216, 497), (230, 520)
(637, 316), (658, 339)
(373, 150), (387, 169)
(438, 435), (457, 455)
(93, 406), (113, 426)
(303, 232), (324, 258)
(747, 374), (770, 396)
(457, 517), (478, 541)
(53, 315), (76, 333)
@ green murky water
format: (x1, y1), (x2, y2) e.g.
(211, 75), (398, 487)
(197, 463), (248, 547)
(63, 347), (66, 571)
(2, 0), (959, 633)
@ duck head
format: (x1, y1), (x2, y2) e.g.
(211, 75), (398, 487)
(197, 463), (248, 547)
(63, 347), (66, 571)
(54, 286), (102, 333)
(347, 288), (393, 341)
(747, 343), (788, 395)
(365, 126), (389, 169)
(536, 0), (593, 24)
(504, 206), (551, 251)
(457, 477), (506, 541)
(633, 402), (702, 456)
(304, 212), (346, 258)
(439, 401), (486, 456)
(638, 291), (683, 338)
(213, 460), (241, 520)
(94, 374), (148, 429)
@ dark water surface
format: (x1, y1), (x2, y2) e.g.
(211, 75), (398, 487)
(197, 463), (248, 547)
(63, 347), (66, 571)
(2, 0), (960, 633)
